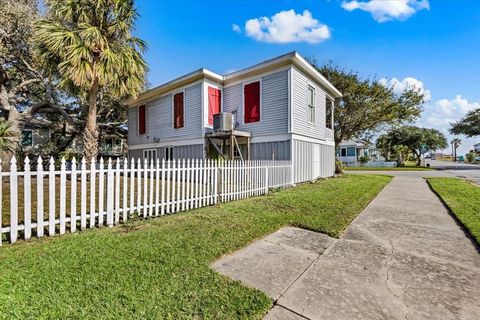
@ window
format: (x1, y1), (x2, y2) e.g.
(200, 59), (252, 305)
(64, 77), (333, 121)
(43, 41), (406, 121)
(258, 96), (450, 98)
(143, 149), (157, 164)
(21, 130), (33, 146)
(138, 105), (147, 135)
(308, 85), (315, 123)
(340, 148), (346, 157)
(173, 92), (184, 129)
(326, 98), (333, 129)
(208, 87), (221, 125)
(347, 147), (356, 157)
(244, 81), (260, 123)
(165, 146), (173, 161)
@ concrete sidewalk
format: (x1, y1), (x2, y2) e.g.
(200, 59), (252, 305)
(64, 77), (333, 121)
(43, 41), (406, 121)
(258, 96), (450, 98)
(212, 177), (480, 319)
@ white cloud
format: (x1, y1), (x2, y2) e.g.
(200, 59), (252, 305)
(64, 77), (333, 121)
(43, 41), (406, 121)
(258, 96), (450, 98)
(232, 24), (241, 33)
(416, 95), (480, 154)
(242, 9), (331, 44)
(380, 77), (431, 102)
(341, 0), (429, 22)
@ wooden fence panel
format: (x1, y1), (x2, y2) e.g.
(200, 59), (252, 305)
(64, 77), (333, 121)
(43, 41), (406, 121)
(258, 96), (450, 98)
(0, 157), (293, 245)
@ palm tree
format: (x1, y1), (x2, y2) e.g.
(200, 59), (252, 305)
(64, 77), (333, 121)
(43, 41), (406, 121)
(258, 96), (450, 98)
(35, 0), (147, 161)
(0, 120), (17, 153)
(451, 138), (462, 161)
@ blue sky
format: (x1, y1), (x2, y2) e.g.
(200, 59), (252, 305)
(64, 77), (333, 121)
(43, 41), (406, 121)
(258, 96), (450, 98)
(135, 0), (480, 154)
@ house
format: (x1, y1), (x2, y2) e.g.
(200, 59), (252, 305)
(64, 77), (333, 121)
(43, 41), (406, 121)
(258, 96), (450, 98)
(474, 143), (480, 153)
(125, 52), (341, 182)
(20, 119), (127, 159)
(336, 140), (385, 166)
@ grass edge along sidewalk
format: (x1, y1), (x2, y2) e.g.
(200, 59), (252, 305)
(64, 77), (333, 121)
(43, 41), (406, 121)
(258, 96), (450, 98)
(427, 177), (480, 244)
(345, 166), (434, 171)
(0, 174), (392, 319)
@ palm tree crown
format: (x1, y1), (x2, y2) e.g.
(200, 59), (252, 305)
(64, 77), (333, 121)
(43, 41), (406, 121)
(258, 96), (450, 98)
(0, 120), (17, 153)
(35, 0), (147, 160)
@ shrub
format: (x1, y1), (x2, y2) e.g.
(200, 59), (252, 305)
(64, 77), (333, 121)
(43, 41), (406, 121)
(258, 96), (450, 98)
(359, 156), (369, 165)
(335, 159), (344, 174)
(466, 152), (475, 163)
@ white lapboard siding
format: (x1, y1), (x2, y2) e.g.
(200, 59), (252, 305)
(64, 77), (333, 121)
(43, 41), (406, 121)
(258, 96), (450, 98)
(223, 69), (289, 136)
(291, 67), (327, 140)
(128, 83), (203, 146)
(293, 139), (335, 182)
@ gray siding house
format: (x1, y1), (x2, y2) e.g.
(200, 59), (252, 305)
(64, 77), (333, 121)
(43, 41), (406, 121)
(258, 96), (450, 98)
(125, 52), (341, 182)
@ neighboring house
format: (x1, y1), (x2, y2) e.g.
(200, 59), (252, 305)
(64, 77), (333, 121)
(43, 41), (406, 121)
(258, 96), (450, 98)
(125, 52), (341, 182)
(20, 119), (126, 159)
(336, 140), (384, 166)
(474, 143), (480, 153)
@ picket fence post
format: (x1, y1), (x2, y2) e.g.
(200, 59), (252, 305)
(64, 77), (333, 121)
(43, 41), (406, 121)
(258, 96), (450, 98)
(143, 158), (148, 218)
(155, 158), (160, 217)
(160, 159), (165, 215)
(264, 165), (269, 194)
(59, 158), (66, 235)
(129, 158), (135, 216)
(115, 158), (121, 224)
(123, 158), (129, 222)
(98, 158), (104, 226)
(80, 157), (87, 231)
(9, 157), (18, 243)
(149, 159), (154, 217)
(71, 157), (77, 233)
(36, 157), (44, 237)
(24, 157), (32, 240)
(48, 157), (56, 236)
(90, 158), (96, 228)
(106, 158), (114, 226)
(136, 158), (142, 216)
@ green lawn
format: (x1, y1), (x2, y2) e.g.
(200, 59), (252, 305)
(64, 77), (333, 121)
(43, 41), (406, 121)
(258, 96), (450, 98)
(427, 177), (480, 244)
(0, 174), (392, 319)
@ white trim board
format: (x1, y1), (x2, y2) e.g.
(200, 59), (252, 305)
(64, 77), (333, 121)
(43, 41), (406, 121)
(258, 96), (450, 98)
(128, 138), (205, 150)
(291, 134), (336, 146)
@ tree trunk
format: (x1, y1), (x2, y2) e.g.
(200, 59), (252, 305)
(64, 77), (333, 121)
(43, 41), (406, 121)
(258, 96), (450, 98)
(83, 77), (99, 162)
(416, 152), (422, 166)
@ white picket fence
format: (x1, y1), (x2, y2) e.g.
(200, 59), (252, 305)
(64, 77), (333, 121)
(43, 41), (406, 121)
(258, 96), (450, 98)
(0, 157), (292, 245)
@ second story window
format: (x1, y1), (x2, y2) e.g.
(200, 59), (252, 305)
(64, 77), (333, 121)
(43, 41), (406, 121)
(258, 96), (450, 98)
(326, 97), (333, 130)
(308, 85), (315, 123)
(173, 92), (184, 129)
(244, 81), (260, 123)
(138, 105), (146, 135)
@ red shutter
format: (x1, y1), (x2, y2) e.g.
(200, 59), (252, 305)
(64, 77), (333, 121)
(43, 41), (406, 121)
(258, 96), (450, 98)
(173, 92), (184, 129)
(208, 87), (221, 125)
(138, 105), (146, 134)
(244, 81), (260, 123)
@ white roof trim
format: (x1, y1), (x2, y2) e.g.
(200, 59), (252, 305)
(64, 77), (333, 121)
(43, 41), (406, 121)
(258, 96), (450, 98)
(124, 51), (341, 107)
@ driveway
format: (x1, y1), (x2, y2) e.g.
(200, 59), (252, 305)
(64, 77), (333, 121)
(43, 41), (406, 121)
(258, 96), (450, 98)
(213, 175), (480, 319)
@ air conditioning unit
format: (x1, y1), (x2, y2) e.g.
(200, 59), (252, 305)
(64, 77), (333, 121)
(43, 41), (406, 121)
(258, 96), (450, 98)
(213, 113), (234, 131)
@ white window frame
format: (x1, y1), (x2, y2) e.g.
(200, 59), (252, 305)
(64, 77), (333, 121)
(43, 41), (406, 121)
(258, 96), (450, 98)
(307, 85), (315, 124)
(143, 149), (157, 164)
(137, 104), (147, 136)
(242, 79), (262, 125)
(172, 90), (186, 130)
(326, 97), (334, 130)
(340, 147), (347, 157)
